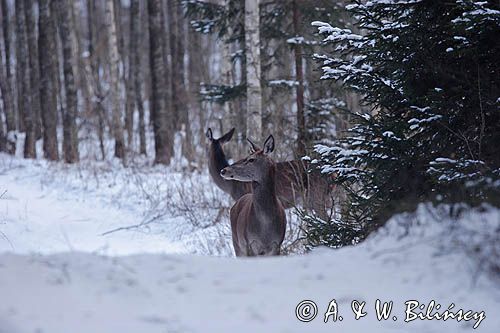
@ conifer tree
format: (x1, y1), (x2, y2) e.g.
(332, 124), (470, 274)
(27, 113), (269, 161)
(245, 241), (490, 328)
(305, 0), (500, 248)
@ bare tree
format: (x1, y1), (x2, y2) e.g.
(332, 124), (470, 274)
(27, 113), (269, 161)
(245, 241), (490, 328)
(187, 24), (208, 162)
(16, 0), (36, 158)
(244, 0), (262, 141)
(124, 4), (135, 150)
(129, 0), (146, 155)
(293, 0), (305, 157)
(57, 0), (79, 163)
(38, 0), (59, 160)
(168, 1), (194, 163)
(105, 0), (126, 160)
(0, 0), (16, 154)
(25, 0), (42, 141)
(148, 0), (173, 165)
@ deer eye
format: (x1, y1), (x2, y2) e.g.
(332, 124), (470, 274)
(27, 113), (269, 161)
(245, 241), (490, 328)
(248, 158), (255, 163)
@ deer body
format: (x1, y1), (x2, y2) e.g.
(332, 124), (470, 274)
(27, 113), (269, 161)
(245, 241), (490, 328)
(221, 135), (286, 256)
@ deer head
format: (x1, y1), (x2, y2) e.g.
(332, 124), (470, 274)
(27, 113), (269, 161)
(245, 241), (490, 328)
(220, 135), (275, 183)
(206, 127), (234, 151)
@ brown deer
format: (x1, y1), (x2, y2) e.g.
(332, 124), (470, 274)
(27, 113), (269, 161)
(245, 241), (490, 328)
(221, 135), (286, 256)
(206, 128), (251, 200)
(207, 128), (333, 220)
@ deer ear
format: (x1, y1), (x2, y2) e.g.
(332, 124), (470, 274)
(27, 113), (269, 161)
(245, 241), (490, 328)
(247, 138), (258, 153)
(219, 128), (235, 144)
(263, 135), (275, 154)
(206, 128), (213, 140)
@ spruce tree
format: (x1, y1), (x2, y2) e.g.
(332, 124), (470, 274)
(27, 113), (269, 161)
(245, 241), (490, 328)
(305, 0), (500, 248)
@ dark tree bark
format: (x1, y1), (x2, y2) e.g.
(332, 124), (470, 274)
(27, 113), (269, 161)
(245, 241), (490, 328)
(293, 0), (306, 157)
(130, 0), (146, 155)
(125, 0), (138, 149)
(160, 0), (171, 126)
(25, 0), (42, 141)
(1, 0), (16, 154)
(38, 0), (59, 160)
(168, 1), (193, 162)
(57, 0), (79, 163)
(148, 0), (172, 164)
(16, 0), (36, 158)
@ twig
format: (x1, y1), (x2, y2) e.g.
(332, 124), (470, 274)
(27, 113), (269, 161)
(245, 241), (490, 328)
(0, 230), (14, 250)
(0, 190), (6, 199)
(101, 212), (167, 236)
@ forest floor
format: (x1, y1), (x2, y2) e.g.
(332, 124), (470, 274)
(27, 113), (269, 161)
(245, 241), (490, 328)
(0, 152), (499, 333)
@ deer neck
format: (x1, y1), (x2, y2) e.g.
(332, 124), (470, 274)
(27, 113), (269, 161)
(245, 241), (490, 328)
(252, 165), (279, 216)
(208, 145), (233, 192)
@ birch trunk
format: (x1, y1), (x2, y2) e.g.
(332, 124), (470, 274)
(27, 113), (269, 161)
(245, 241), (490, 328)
(244, 0), (262, 142)
(105, 0), (126, 161)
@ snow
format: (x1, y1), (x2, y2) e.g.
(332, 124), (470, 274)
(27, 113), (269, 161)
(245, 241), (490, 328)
(268, 79), (299, 87)
(1, 154), (499, 332)
(0, 154), (229, 256)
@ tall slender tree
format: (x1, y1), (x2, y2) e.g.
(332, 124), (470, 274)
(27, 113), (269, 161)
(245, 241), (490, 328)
(129, 0), (146, 155)
(187, 24), (207, 159)
(292, 0), (305, 157)
(148, 0), (173, 164)
(57, 0), (79, 163)
(25, 0), (42, 141)
(16, 0), (36, 158)
(38, 0), (59, 160)
(168, 1), (194, 162)
(105, 0), (126, 160)
(244, 0), (262, 141)
(1, 0), (16, 154)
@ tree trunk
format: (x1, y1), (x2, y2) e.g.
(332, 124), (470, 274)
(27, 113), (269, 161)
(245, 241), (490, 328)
(148, 0), (172, 165)
(72, 0), (92, 132)
(123, 0), (135, 149)
(16, 0), (36, 158)
(167, 1), (193, 163)
(57, 0), (79, 163)
(188, 26), (209, 166)
(38, 0), (59, 160)
(105, 0), (126, 161)
(130, 0), (146, 155)
(244, 0), (262, 142)
(85, 0), (106, 160)
(25, 0), (42, 141)
(219, 0), (237, 158)
(293, 0), (306, 157)
(177, 6), (194, 163)
(1, 0), (16, 154)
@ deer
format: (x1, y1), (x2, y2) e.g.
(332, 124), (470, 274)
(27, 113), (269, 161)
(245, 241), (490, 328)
(220, 135), (286, 256)
(206, 128), (252, 200)
(206, 128), (333, 220)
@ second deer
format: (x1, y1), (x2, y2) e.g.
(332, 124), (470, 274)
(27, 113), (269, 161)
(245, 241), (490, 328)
(221, 135), (286, 256)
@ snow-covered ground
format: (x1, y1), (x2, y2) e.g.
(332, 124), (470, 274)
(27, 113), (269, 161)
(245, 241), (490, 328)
(0, 152), (233, 256)
(0, 153), (499, 333)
